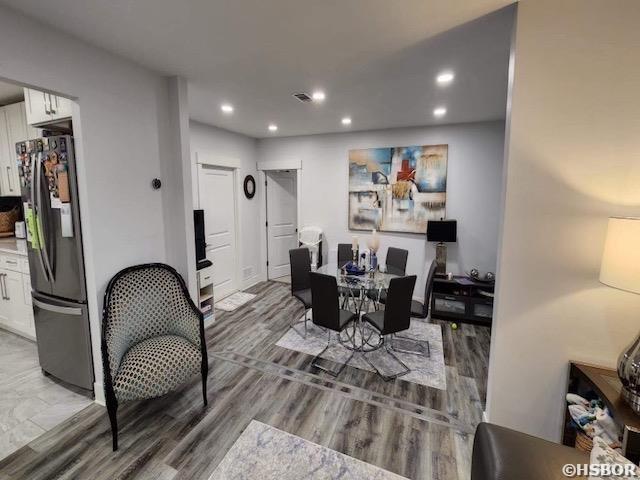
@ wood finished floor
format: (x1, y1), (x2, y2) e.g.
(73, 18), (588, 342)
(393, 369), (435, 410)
(0, 281), (491, 480)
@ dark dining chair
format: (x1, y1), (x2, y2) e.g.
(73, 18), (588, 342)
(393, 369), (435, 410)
(411, 259), (437, 318)
(337, 243), (360, 308)
(289, 247), (312, 337)
(385, 247), (408, 275)
(362, 275), (420, 381)
(337, 243), (355, 268)
(366, 247), (409, 308)
(310, 272), (357, 376)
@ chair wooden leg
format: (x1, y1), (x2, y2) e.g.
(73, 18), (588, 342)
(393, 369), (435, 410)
(106, 398), (118, 451)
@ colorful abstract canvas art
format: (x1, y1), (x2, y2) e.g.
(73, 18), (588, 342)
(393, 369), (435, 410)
(348, 145), (447, 234)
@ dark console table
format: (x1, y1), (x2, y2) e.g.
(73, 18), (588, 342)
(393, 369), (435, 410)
(563, 362), (640, 463)
(430, 275), (494, 326)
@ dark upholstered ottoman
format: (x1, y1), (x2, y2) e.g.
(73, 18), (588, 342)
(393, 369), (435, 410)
(471, 423), (589, 480)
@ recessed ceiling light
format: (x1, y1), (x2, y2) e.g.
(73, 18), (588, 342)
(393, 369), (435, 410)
(268, 124), (278, 132)
(221, 103), (234, 114)
(312, 90), (326, 102)
(433, 107), (447, 117)
(436, 71), (455, 85)
(341, 117), (352, 126)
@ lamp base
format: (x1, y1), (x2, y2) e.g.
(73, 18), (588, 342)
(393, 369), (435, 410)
(618, 332), (640, 414)
(622, 386), (640, 415)
(435, 242), (447, 276)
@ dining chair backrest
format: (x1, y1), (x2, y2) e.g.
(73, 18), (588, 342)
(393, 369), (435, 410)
(386, 247), (408, 275)
(422, 259), (438, 316)
(289, 247), (311, 294)
(309, 272), (341, 332)
(382, 275), (417, 335)
(337, 243), (356, 268)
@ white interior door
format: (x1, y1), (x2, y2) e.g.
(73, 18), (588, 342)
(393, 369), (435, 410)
(198, 165), (237, 300)
(266, 170), (297, 279)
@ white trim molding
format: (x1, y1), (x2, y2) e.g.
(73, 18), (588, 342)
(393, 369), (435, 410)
(196, 151), (241, 169)
(257, 158), (301, 171)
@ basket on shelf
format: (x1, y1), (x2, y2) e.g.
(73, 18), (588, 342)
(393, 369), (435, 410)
(575, 430), (594, 453)
(0, 206), (19, 237)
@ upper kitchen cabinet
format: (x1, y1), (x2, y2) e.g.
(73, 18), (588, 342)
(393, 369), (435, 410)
(23, 88), (72, 126)
(0, 101), (35, 196)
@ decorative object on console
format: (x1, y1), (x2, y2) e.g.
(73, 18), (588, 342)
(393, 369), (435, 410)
(348, 145), (447, 234)
(467, 269), (495, 284)
(426, 219), (457, 276)
(599, 217), (640, 414)
(243, 174), (256, 199)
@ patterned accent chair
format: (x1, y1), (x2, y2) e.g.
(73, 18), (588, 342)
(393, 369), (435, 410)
(101, 263), (208, 451)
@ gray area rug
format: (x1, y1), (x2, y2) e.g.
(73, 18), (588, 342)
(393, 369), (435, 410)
(276, 315), (446, 390)
(209, 420), (407, 479)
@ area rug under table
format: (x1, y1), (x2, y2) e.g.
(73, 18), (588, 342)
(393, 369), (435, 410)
(276, 316), (446, 390)
(208, 420), (407, 479)
(215, 292), (257, 312)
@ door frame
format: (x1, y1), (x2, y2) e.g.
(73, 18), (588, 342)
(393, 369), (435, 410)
(258, 159), (302, 281)
(195, 153), (242, 298)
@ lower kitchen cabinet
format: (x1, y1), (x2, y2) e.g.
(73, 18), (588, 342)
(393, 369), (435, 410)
(0, 254), (35, 339)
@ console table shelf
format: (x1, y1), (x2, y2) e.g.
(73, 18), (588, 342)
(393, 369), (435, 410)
(430, 275), (494, 326)
(563, 362), (640, 463)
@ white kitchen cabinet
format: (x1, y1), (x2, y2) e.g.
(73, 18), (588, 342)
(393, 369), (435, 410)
(23, 87), (72, 126)
(24, 88), (50, 125)
(0, 101), (35, 196)
(0, 253), (35, 339)
(1, 102), (27, 195)
(0, 111), (11, 197)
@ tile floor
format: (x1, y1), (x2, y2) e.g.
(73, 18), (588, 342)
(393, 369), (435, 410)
(0, 328), (93, 459)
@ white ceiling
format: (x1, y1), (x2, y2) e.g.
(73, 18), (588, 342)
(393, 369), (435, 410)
(0, 0), (515, 138)
(0, 80), (24, 106)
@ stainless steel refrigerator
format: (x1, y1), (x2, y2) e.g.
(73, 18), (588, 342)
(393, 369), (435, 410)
(17, 135), (94, 392)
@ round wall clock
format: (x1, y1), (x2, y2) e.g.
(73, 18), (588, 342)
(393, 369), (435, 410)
(243, 175), (256, 199)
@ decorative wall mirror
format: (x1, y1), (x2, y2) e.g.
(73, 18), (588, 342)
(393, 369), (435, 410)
(243, 175), (256, 199)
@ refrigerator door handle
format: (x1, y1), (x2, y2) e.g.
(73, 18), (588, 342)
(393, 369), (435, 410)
(33, 298), (82, 316)
(0, 274), (6, 300)
(31, 152), (49, 282)
(36, 156), (55, 282)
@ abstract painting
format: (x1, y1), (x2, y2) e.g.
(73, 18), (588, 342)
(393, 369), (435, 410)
(348, 144), (448, 234)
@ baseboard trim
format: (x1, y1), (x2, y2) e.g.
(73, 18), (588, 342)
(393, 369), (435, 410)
(241, 274), (261, 290)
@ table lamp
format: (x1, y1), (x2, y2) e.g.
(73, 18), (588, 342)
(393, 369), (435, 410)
(599, 217), (640, 413)
(426, 219), (457, 276)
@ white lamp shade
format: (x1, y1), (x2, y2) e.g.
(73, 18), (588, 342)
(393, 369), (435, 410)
(600, 217), (640, 294)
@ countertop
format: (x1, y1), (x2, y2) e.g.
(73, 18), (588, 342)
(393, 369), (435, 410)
(0, 237), (28, 256)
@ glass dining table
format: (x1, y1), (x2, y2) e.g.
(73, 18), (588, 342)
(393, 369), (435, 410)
(315, 262), (399, 352)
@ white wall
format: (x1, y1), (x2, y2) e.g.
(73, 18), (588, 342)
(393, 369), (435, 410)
(486, 0), (640, 441)
(0, 6), (185, 402)
(189, 121), (263, 288)
(258, 121), (505, 298)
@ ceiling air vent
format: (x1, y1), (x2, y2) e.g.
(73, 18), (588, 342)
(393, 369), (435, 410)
(292, 92), (312, 103)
